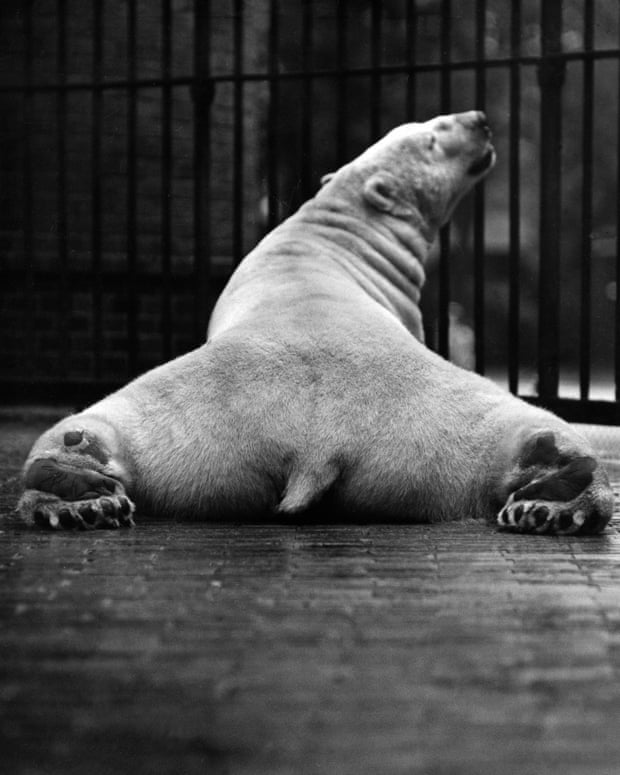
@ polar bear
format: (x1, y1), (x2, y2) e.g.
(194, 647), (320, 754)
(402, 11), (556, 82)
(17, 111), (613, 534)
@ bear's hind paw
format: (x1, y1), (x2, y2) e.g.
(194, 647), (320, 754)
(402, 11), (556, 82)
(497, 493), (589, 535)
(18, 490), (135, 530)
(497, 440), (611, 536)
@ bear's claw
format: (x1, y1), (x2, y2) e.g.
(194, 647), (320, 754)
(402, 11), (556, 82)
(24, 491), (135, 530)
(497, 492), (590, 535)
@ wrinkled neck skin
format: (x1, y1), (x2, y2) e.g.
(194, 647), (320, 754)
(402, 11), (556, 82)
(251, 182), (435, 340)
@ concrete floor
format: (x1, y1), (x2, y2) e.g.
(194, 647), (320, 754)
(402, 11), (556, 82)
(2, 416), (620, 775)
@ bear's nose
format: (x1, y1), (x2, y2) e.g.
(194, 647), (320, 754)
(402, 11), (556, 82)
(475, 111), (491, 137)
(467, 110), (491, 137)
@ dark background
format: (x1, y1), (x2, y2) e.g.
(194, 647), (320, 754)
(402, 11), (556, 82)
(0, 0), (619, 418)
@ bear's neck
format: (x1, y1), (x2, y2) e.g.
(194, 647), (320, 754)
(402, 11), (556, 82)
(285, 196), (433, 340)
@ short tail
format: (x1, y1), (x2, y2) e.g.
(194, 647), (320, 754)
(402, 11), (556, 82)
(276, 460), (341, 516)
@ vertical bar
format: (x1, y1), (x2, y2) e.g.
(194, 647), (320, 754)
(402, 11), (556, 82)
(336, 0), (347, 162)
(370, 0), (382, 139)
(508, 0), (522, 394)
(23, 0), (34, 378)
(127, 0), (138, 374)
(579, 0), (594, 400)
(267, 0), (280, 230)
(537, 0), (564, 399)
(56, 0), (69, 379)
(161, 0), (173, 361)
(300, 0), (313, 199)
(193, 0), (213, 343)
(438, 0), (452, 359)
(232, 0), (244, 264)
(616, 6), (620, 402)
(473, 0), (487, 374)
(405, 1), (417, 120)
(92, 0), (103, 381)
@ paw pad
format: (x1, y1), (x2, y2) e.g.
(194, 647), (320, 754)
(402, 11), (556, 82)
(557, 510), (574, 531)
(531, 506), (549, 528)
(78, 503), (99, 526)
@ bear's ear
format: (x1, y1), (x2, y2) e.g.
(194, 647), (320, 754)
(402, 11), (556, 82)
(362, 172), (412, 216)
(320, 172), (335, 186)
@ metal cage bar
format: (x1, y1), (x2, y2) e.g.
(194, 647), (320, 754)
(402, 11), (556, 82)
(266, 0), (280, 232)
(232, 0), (245, 266)
(22, 0), (34, 379)
(617, 4), (620, 403)
(5, 47), (620, 97)
(336, 0), (348, 162)
(91, 0), (104, 381)
(438, 0), (452, 360)
(126, 0), (139, 375)
(299, 0), (313, 201)
(370, 0), (382, 141)
(473, 0), (487, 374)
(56, 0), (69, 379)
(161, 0), (173, 361)
(579, 0), (594, 400)
(193, 0), (212, 344)
(537, 1), (564, 400)
(405, 2), (417, 120)
(508, 0), (522, 395)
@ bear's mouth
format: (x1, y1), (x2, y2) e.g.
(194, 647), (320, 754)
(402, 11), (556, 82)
(468, 147), (495, 177)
